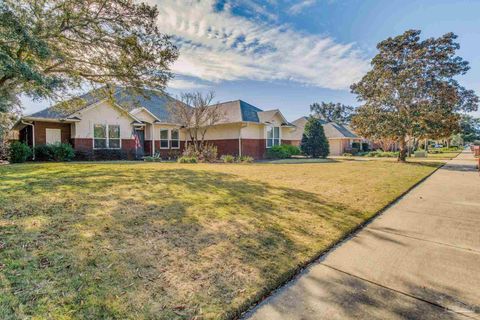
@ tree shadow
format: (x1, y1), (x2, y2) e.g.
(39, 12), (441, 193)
(245, 263), (478, 320)
(0, 164), (368, 319)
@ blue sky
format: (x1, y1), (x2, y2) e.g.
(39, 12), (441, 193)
(23, 0), (480, 120)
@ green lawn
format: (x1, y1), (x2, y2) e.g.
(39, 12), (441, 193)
(425, 151), (461, 159)
(0, 160), (441, 319)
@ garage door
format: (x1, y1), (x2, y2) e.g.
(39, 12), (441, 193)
(329, 140), (342, 156)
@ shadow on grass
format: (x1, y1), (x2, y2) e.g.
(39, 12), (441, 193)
(0, 164), (366, 320)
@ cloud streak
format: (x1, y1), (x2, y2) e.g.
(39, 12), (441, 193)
(153, 0), (369, 90)
(288, 0), (317, 15)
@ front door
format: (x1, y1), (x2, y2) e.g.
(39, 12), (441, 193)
(135, 129), (145, 157)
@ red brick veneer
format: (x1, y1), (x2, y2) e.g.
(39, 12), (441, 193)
(71, 138), (93, 152)
(240, 139), (266, 159)
(33, 121), (71, 145)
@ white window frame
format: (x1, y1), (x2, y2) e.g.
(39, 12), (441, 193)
(45, 128), (61, 145)
(170, 129), (180, 149)
(159, 129), (169, 149)
(266, 125), (281, 148)
(93, 124), (121, 150)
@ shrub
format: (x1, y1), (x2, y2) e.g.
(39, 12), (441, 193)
(281, 144), (301, 156)
(34, 144), (54, 161)
(300, 118), (329, 158)
(178, 156), (198, 163)
(199, 144), (218, 163)
(238, 155), (254, 163)
(9, 141), (32, 163)
(34, 143), (75, 161)
(221, 154), (235, 163)
(182, 144), (217, 163)
(52, 143), (75, 161)
(266, 145), (290, 159)
(342, 153), (353, 157)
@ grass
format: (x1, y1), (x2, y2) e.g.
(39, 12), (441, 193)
(0, 160), (442, 319)
(425, 151), (461, 159)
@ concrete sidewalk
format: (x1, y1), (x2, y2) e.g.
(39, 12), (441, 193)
(245, 150), (480, 320)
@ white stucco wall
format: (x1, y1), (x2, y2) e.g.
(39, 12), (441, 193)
(201, 123), (242, 140)
(72, 102), (135, 139)
(240, 123), (264, 139)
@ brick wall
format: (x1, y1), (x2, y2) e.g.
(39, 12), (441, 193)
(205, 139), (240, 157)
(33, 121), (71, 145)
(154, 141), (185, 159)
(71, 138), (92, 152)
(241, 139), (266, 159)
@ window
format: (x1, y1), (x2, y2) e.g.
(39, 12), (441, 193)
(45, 128), (61, 144)
(171, 129), (179, 149)
(108, 125), (120, 149)
(94, 124), (120, 149)
(160, 129), (169, 149)
(94, 124), (107, 149)
(266, 126), (280, 148)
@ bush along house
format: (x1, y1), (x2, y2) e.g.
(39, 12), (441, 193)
(12, 87), (366, 160)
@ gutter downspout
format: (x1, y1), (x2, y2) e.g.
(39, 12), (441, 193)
(21, 121), (35, 160)
(151, 123), (155, 156)
(239, 123), (248, 158)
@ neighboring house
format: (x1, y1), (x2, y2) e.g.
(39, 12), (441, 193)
(282, 116), (364, 156)
(12, 88), (296, 160)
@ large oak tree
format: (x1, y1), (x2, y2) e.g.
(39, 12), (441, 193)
(310, 102), (353, 124)
(0, 0), (178, 113)
(351, 30), (478, 161)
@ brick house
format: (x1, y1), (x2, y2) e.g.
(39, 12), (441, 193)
(13, 88), (297, 160)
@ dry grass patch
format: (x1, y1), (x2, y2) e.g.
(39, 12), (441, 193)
(0, 160), (441, 319)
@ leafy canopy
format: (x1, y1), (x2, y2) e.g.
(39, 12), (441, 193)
(0, 0), (178, 111)
(310, 102), (353, 124)
(351, 30), (478, 160)
(300, 117), (329, 158)
(460, 115), (480, 143)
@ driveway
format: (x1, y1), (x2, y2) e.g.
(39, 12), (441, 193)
(244, 150), (480, 320)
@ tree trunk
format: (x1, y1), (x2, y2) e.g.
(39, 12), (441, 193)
(425, 138), (428, 152)
(398, 137), (407, 162)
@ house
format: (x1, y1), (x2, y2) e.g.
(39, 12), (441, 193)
(12, 88), (296, 160)
(282, 116), (364, 156)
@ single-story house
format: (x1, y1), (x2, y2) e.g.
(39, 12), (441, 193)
(13, 88), (297, 160)
(12, 88), (366, 159)
(282, 116), (364, 156)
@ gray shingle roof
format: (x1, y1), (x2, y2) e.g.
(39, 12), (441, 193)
(323, 122), (358, 138)
(28, 87), (183, 122)
(27, 89), (289, 126)
(214, 100), (264, 123)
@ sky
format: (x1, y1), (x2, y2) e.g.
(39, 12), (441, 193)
(22, 0), (480, 120)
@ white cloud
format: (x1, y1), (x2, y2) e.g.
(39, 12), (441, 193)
(153, 0), (369, 90)
(288, 0), (317, 15)
(168, 78), (209, 90)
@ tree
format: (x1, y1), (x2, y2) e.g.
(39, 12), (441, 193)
(310, 102), (353, 124)
(459, 115), (480, 143)
(0, 0), (178, 110)
(350, 30), (478, 161)
(168, 91), (225, 152)
(300, 117), (329, 158)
